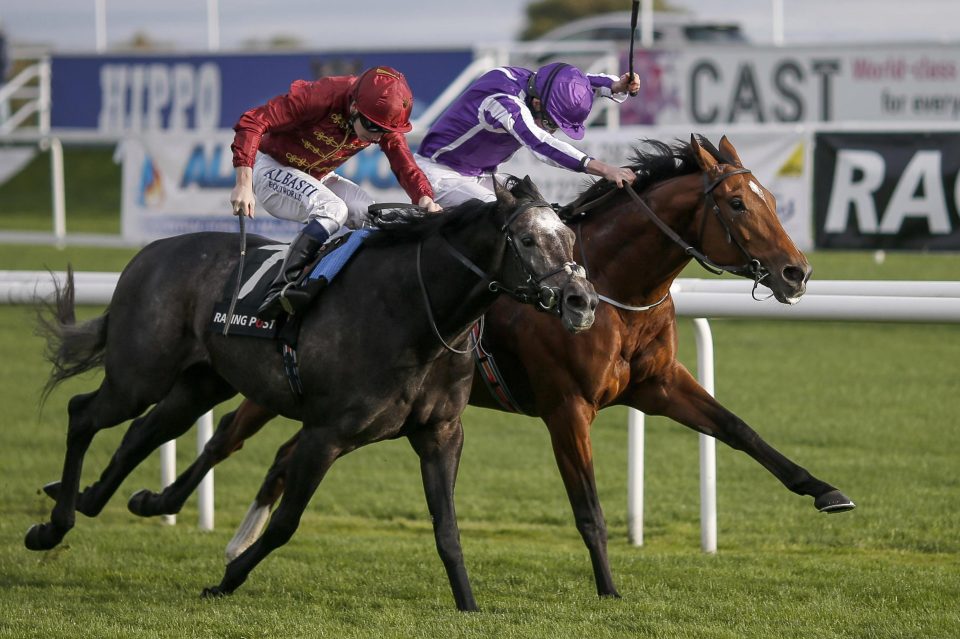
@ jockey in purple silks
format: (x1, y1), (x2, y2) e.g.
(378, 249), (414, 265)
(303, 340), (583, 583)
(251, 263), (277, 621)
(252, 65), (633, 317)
(416, 62), (641, 207)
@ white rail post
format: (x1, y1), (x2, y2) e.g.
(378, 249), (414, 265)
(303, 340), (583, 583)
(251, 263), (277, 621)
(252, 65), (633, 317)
(197, 411), (215, 530)
(627, 408), (645, 545)
(693, 318), (717, 553)
(159, 441), (176, 525)
(48, 137), (66, 247)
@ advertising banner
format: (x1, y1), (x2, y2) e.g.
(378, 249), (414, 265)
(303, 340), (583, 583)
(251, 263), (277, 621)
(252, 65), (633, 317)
(618, 44), (960, 126)
(121, 128), (811, 250)
(51, 50), (472, 133)
(120, 131), (437, 242)
(53, 44), (960, 134)
(813, 132), (960, 250)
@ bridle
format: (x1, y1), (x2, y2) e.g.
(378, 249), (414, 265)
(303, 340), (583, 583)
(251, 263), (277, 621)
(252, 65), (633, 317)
(417, 199), (585, 354)
(566, 166), (771, 305)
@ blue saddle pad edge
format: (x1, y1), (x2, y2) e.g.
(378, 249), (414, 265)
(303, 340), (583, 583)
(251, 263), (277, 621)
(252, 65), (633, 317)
(308, 228), (372, 282)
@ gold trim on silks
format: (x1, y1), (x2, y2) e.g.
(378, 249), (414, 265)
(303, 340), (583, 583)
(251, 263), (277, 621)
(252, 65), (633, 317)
(284, 154), (312, 170)
(376, 68), (401, 81)
(283, 154), (342, 176)
(285, 119), (367, 174)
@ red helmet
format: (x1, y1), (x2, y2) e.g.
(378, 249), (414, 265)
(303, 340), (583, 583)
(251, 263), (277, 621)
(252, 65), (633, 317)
(352, 66), (414, 133)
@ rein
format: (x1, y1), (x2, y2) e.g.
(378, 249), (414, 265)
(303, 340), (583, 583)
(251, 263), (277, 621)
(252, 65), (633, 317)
(416, 239), (485, 355)
(566, 167), (771, 304)
(416, 199), (583, 354)
(622, 168), (766, 281)
(574, 223), (669, 312)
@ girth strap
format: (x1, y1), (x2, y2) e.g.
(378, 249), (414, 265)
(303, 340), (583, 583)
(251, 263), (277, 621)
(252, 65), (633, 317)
(469, 323), (526, 415)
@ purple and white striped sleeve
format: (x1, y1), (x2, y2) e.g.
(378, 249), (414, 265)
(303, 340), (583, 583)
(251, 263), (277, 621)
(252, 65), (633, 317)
(588, 73), (628, 104)
(481, 93), (590, 172)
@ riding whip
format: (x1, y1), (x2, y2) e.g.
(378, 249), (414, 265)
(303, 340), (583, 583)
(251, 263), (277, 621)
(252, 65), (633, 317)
(222, 211), (247, 336)
(627, 0), (640, 96)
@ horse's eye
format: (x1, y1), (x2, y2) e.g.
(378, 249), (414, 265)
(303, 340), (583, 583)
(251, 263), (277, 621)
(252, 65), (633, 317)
(520, 235), (535, 247)
(730, 197), (745, 212)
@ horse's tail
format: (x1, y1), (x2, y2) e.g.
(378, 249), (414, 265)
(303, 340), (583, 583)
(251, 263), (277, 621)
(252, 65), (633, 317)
(35, 266), (109, 404)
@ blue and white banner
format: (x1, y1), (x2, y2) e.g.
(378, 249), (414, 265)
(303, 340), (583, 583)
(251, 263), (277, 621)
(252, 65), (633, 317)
(51, 50), (472, 133)
(121, 128), (811, 250)
(120, 131), (425, 242)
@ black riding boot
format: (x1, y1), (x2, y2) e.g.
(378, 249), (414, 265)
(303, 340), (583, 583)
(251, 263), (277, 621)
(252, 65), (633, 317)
(257, 222), (329, 319)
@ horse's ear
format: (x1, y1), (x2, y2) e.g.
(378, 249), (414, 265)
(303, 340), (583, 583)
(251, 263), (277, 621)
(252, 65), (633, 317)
(521, 174), (544, 200)
(718, 135), (744, 167)
(691, 133), (718, 173)
(494, 177), (517, 209)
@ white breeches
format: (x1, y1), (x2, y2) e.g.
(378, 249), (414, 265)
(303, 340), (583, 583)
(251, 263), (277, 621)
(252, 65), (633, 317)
(252, 151), (374, 238)
(414, 154), (512, 208)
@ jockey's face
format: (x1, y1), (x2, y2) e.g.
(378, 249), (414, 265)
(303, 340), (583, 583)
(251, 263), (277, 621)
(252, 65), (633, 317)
(531, 98), (559, 135)
(350, 104), (385, 143)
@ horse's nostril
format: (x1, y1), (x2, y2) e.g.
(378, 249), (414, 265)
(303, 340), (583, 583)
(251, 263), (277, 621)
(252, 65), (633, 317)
(565, 294), (588, 312)
(782, 265), (807, 286)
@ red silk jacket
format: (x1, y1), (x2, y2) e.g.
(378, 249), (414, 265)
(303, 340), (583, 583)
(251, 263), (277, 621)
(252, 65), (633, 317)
(231, 76), (433, 202)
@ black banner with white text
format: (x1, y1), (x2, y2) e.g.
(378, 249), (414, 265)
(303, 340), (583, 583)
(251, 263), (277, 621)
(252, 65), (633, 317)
(814, 132), (960, 250)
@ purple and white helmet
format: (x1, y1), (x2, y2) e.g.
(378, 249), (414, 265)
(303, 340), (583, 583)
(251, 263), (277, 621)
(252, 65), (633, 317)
(531, 63), (593, 140)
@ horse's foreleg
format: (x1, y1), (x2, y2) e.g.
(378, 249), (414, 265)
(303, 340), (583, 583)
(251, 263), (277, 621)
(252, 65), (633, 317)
(26, 381), (148, 551)
(224, 430), (300, 562)
(129, 398), (273, 519)
(544, 400), (620, 599)
(408, 418), (477, 612)
(640, 366), (855, 512)
(202, 426), (339, 598)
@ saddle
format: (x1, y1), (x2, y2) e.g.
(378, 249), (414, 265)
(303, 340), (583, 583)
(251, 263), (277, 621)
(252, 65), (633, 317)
(209, 229), (370, 338)
(209, 229), (371, 397)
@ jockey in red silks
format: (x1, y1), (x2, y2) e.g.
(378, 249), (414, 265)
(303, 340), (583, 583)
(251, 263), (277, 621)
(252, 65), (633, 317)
(415, 62), (640, 207)
(230, 66), (441, 319)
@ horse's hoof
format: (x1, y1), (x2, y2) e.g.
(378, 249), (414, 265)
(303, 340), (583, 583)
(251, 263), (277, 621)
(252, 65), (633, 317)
(41, 481), (61, 501)
(201, 586), (228, 599)
(128, 489), (159, 517)
(815, 490), (856, 513)
(24, 523), (64, 551)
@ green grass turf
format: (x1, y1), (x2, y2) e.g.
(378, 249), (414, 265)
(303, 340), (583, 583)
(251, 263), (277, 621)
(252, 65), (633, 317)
(0, 146), (122, 234)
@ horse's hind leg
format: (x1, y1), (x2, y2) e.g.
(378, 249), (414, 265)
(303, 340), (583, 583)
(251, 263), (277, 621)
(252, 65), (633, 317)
(72, 366), (236, 518)
(639, 366), (855, 512)
(25, 379), (151, 551)
(202, 426), (340, 598)
(225, 428), (298, 562)
(129, 397), (272, 519)
(408, 417), (477, 612)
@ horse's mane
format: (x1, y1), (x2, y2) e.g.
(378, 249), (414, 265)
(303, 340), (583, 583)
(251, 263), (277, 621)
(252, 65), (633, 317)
(560, 136), (734, 220)
(365, 175), (542, 246)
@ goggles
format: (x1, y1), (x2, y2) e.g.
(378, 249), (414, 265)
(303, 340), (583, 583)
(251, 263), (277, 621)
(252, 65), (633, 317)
(357, 114), (388, 134)
(540, 113), (559, 132)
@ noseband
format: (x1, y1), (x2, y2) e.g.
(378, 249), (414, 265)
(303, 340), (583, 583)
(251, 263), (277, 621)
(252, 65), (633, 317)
(417, 199), (584, 353)
(491, 200), (585, 313)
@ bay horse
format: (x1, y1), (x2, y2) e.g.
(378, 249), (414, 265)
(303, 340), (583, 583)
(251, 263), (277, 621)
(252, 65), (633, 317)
(26, 177), (597, 611)
(192, 134), (855, 597)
